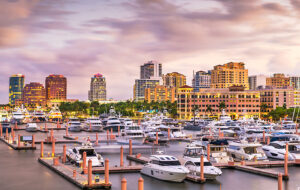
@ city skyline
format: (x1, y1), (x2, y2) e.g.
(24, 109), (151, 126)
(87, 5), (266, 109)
(1, 0), (300, 103)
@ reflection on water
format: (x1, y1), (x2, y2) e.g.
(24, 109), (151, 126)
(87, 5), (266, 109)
(0, 123), (299, 190)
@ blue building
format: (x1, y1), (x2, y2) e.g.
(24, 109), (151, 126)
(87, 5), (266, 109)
(9, 74), (25, 105)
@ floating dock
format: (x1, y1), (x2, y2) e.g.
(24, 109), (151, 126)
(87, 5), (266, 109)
(38, 157), (111, 189)
(93, 166), (143, 174)
(0, 137), (36, 150)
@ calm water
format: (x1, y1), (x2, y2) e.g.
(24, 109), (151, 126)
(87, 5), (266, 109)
(0, 123), (299, 190)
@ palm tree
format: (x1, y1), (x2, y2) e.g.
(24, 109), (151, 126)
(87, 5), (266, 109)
(260, 103), (268, 113)
(218, 101), (226, 111)
(206, 105), (213, 116)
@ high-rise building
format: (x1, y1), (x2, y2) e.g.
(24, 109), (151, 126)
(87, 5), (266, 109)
(290, 76), (300, 90)
(88, 73), (106, 101)
(133, 79), (160, 101)
(163, 72), (186, 96)
(248, 75), (267, 90)
(266, 73), (290, 88)
(140, 60), (162, 79)
(22, 82), (46, 106)
(45, 74), (67, 101)
(145, 85), (176, 103)
(211, 62), (249, 89)
(9, 74), (25, 105)
(192, 71), (211, 92)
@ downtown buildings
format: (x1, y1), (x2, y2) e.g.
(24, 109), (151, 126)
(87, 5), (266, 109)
(22, 82), (46, 106)
(9, 74), (25, 105)
(211, 62), (249, 89)
(192, 71), (211, 92)
(248, 75), (267, 90)
(88, 73), (107, 101)
(46, 74), (67, 100)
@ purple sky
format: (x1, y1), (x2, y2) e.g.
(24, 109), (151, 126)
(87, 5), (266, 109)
(1, 0), (300, 103)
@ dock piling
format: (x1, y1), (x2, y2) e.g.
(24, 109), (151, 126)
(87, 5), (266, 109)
(110, 128), (113, 139)
(200, 155), (204, 181)
(120, 146), (124, 167)
(73, 169), (76, 179)
(52, 139), (55, 157)
(83, 151), (87, 174)
(105, 159), (109, 185)
(138, 177), (144, 190)
(118, 126), (120, 136)
(6, 128), (8, 140)
(207, 144), (210, 161)
(121, 178), (127, 190)
(168, 128), (170, 139)
(129, 139), (132, 155)
(106, 130), (109, 141)
(40, 141), (44, 158)
(18, 134), (20, 148)
(263, 131), (265, 143)
(278, 173), (282, 190)
(95, 133), (98, 146)
(51, 129), (54, 142)
(88, 159), (92, 186)
(267, 137), (270, 145)
(66, 125), (69, 137)
(0, 124), (2, 137)
(284, 143), (288, 176)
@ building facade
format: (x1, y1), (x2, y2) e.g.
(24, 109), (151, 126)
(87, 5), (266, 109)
(290, 76), (300, 90)
(45, 74), (67, 101)
(145, 85), (176, 103)
(211, 62), (249, 89)
(266, 73), (290, 88)
(88, 73), (106, 101)
(140, 61), (162, 79)
(163, 72), (186, 97)
(9, 74), (25, 105)
(133, 79), (160, 101)
(177, 86), (260, 120)
(248, 75), (267, 90)
(22, 82), (46, 107)
(259, 87), (295, 112)
(192, 71), (211, 92)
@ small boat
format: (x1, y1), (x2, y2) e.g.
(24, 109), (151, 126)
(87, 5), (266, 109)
(145, 132), (169, 144)
(26, 123), (38, 132)
(66, 143), (104, 167)
(183, 143), (222, 180)
(141, 151), (189, 182)
(85, 117), (103, 132)
(67, 118), (82, 132)
(228, 141), (268, 161)
(262, 141), (300, 160)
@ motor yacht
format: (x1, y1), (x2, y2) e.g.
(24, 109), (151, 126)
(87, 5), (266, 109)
(141, 152), (189, 182)
(281, 120), (296, 129)
(103, 116), (124, 132)
(0, 110), (9, 122)
(26, 123), (38, 132)
(198, 140), (233, 163)
(183, 143), (222, 180)
(11, 108), (25, 124)
(122, 124), (144, 138)
(219, 109), (232, 123)
(66, 143), (104, 167)
(85, 117), (103, 132)
(145, 132), (169, 144)
(67, 118), (82, 132)
(228, 141), (268, 161)
(122, 118), (134, 127)
(32, 109), (46, 122)
(48, 109), (62, 122)
(262, 141), (300, 160)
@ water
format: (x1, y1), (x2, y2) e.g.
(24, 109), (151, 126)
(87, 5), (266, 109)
(0, 123), (299, 190)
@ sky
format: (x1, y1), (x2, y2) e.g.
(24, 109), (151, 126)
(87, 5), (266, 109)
(1, 0), (300, 103)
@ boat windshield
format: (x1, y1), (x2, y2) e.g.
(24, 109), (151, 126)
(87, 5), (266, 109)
(184, 148), (203, 157)
(157, 160), (181, 166)
(79, 149), (96, 156)
(194, 162), (212, 166)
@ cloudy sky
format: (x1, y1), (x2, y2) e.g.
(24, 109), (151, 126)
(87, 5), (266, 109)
(1, 0), (300, 103)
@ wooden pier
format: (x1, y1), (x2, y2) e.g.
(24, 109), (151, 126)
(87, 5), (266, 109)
(0, 137), (36, 150)
(234, 165), (289, 179)
(93, 166), (142, 174)
(126, 155), (149, 164)
(38, 157), (111, 189)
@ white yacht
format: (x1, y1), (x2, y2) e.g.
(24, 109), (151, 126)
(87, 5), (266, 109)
(141, 152), (189, 182)
(219, 109), (232, 123)
(33, 109), (46, 122)
(145, 131), (169, 144)
(85, 117), (103, 132)
(282, 120), (296, 129)
(103, 116), (124, 132)
(183, 144), (222, 180)
(11, 108), (25, 124)
(228, 141), (268, 161)
(123, 124), (144, 138)
(48, 109), (62, 122)
(262, 141), (300, 160)
(123, 118), (134, 127)
(66, 143), (104, 167)
(67, 118), (82, 132)
(0, 110), (9, 122)
(26, 123), (38, 132)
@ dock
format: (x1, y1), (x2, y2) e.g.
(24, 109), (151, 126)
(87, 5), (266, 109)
(38, 157), (111, 189)
(93, 166), (142, 174)
(126, 155), (149, 164)
(0, 137), (36, 150)
(234, 165), (289, 179)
